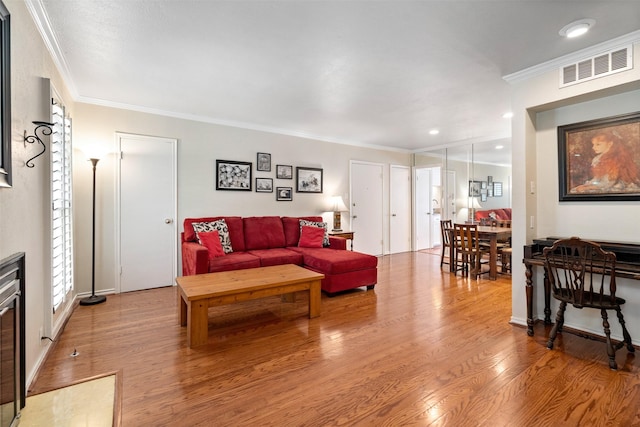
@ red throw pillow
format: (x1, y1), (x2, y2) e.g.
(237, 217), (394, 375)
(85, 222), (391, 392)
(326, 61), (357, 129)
(197, 231), (225, 259)
(298, 226), (325, 248)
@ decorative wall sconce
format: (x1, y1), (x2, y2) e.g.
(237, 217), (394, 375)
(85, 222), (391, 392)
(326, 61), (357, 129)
(23, 121), (54, 168)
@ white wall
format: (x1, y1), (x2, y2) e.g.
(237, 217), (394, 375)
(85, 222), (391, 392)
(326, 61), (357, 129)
(73, 103), (411, 296)
(510, 38), (640, 343)
(0, 0), (76, 388)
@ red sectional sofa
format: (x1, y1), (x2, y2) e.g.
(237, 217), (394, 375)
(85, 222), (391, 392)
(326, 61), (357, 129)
(181, 215), (378, 294)
(474, 208), (511, 222)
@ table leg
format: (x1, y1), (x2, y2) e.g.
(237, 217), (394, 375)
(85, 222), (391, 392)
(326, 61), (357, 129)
(543, 269), (552, 324)
(308, 280), (321, 318)
(489, 236), (497, 280)
(524, 263), (534, 336)
(187, 300), (209, 347)
(179, 292), (187, 326)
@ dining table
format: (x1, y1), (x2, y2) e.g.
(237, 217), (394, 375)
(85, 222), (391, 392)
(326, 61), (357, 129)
(475, 225), (512, 280)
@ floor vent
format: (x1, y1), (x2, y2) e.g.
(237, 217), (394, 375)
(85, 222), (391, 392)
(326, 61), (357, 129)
(560, 45), (633, 87)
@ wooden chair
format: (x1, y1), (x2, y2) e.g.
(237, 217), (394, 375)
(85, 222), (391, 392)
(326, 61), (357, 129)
(543, 237), (635, 370)
(496, 220), (512, 273)
(499, 247), (512, 273)
(439, 220), (453, 269)
(453, 223), (490, 279)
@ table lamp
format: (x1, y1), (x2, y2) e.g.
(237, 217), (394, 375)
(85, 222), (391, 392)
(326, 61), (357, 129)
(330, 196), (348, 231)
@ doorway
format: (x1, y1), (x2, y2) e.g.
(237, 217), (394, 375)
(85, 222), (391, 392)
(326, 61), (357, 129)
(116, 133), (177, 293)
(414, 166), (441, 250)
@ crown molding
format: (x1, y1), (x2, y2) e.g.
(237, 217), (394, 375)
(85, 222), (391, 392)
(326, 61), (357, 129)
(77, 95), (411, 153)
(503, 30), (640, 84)
(25, 0), (79, 98)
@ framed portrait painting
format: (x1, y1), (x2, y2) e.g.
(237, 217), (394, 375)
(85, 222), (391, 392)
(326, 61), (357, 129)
(558, 111), (640, 201)
(216, 160), (252, 191)
(296, 167), (323, 193)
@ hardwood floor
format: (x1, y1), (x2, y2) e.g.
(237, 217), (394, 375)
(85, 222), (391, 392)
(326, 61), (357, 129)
(30, 252), (639, 426)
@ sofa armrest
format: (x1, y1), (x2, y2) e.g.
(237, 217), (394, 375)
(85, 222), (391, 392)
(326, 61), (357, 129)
(182, 242), (209, 276)
(328, 236), (347, 250)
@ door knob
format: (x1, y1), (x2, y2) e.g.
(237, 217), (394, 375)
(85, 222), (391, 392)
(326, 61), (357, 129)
(165, 219), (173, 224)
(353, 215), (358, 219)
(392, 214), (397, 217)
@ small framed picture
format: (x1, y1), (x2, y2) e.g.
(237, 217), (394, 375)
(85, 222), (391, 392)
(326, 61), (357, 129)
(276, 187), (292, 201)
(257, 152), (271, 172)
(493, 182), (503, 197)
(296, 167), (323, 193)
(216, 160), (252, 191)
(487, 176), (493, 184)
(481, 193), (488, 202)
(256, 177), (273, 193)
(469, 180), (481, 197)
(276, 164), (293, 179)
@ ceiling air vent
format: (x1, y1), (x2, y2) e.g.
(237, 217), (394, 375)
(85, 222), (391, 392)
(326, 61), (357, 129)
(560, 45), (632, 87)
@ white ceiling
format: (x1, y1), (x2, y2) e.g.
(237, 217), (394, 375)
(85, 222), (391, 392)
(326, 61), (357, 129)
(34, 1), (640, 161)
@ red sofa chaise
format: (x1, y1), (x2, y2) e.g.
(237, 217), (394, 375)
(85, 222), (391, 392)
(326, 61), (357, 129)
(181, 215), (377, 294)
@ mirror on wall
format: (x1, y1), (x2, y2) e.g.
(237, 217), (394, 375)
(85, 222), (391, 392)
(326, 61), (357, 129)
(413, 139), (512, 248)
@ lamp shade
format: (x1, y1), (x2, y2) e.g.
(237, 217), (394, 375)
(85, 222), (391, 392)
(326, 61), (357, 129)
(469, 197), (482, 209)
(330, 196), (348, 212)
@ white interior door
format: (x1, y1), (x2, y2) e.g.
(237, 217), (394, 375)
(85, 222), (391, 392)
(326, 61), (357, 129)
(118, 133), (177, 292)
(415, 168), (431, 250)
(350, 161), (383, 256)
(390, 165), (411, 254)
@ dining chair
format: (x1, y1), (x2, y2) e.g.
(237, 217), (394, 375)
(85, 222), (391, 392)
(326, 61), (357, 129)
(453, 223), (490, 279)
(543, 237), (635, 370)
(439, 220), (453, 269)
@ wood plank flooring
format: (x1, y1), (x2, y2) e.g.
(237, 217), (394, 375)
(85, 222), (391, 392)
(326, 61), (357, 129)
(30, 252), (639, 426)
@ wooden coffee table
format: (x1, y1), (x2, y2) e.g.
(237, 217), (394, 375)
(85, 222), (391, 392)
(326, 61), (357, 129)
(176, 264), (324, 348)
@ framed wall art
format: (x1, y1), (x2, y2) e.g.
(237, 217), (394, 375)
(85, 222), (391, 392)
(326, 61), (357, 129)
(0, 2), (10, 188)
(276, 164), (292, 179)
(216, 160), (252, 191)
(276, 187), (292, 201)
(468, 180), (482, 197)
(558, 111), (640, 201)
(493, 182), (503, 197)
(257, 152), (271, 172)
(296, 167), (323, 193)
(256, 177), (273, 193)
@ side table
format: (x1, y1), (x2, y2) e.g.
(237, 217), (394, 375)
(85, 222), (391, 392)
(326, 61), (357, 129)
(329, 231), (354, 251)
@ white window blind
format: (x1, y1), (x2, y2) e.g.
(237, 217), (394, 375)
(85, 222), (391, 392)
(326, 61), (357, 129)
(51, 99), (73, 312)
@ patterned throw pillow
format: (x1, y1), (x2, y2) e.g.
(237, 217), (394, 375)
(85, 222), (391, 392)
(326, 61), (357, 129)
(192, 219), (233, 253)
(299, 219), (329, 247)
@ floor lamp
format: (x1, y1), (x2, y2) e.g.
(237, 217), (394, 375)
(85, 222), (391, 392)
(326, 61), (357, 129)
(80, 158), (107, 305)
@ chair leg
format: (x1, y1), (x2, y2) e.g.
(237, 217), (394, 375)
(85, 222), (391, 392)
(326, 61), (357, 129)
(601, 309), (618, 370)
(615, 308), (635, 353)
(547, 301), (567, 349)
(440, 245), (445, 267)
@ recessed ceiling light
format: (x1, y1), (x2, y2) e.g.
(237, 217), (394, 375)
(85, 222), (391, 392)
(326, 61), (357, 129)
(559, 19), (595, 38)
(429, 129), (439, 135)
(502, 112), (513, 119)
(495, 145), (504, 150)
